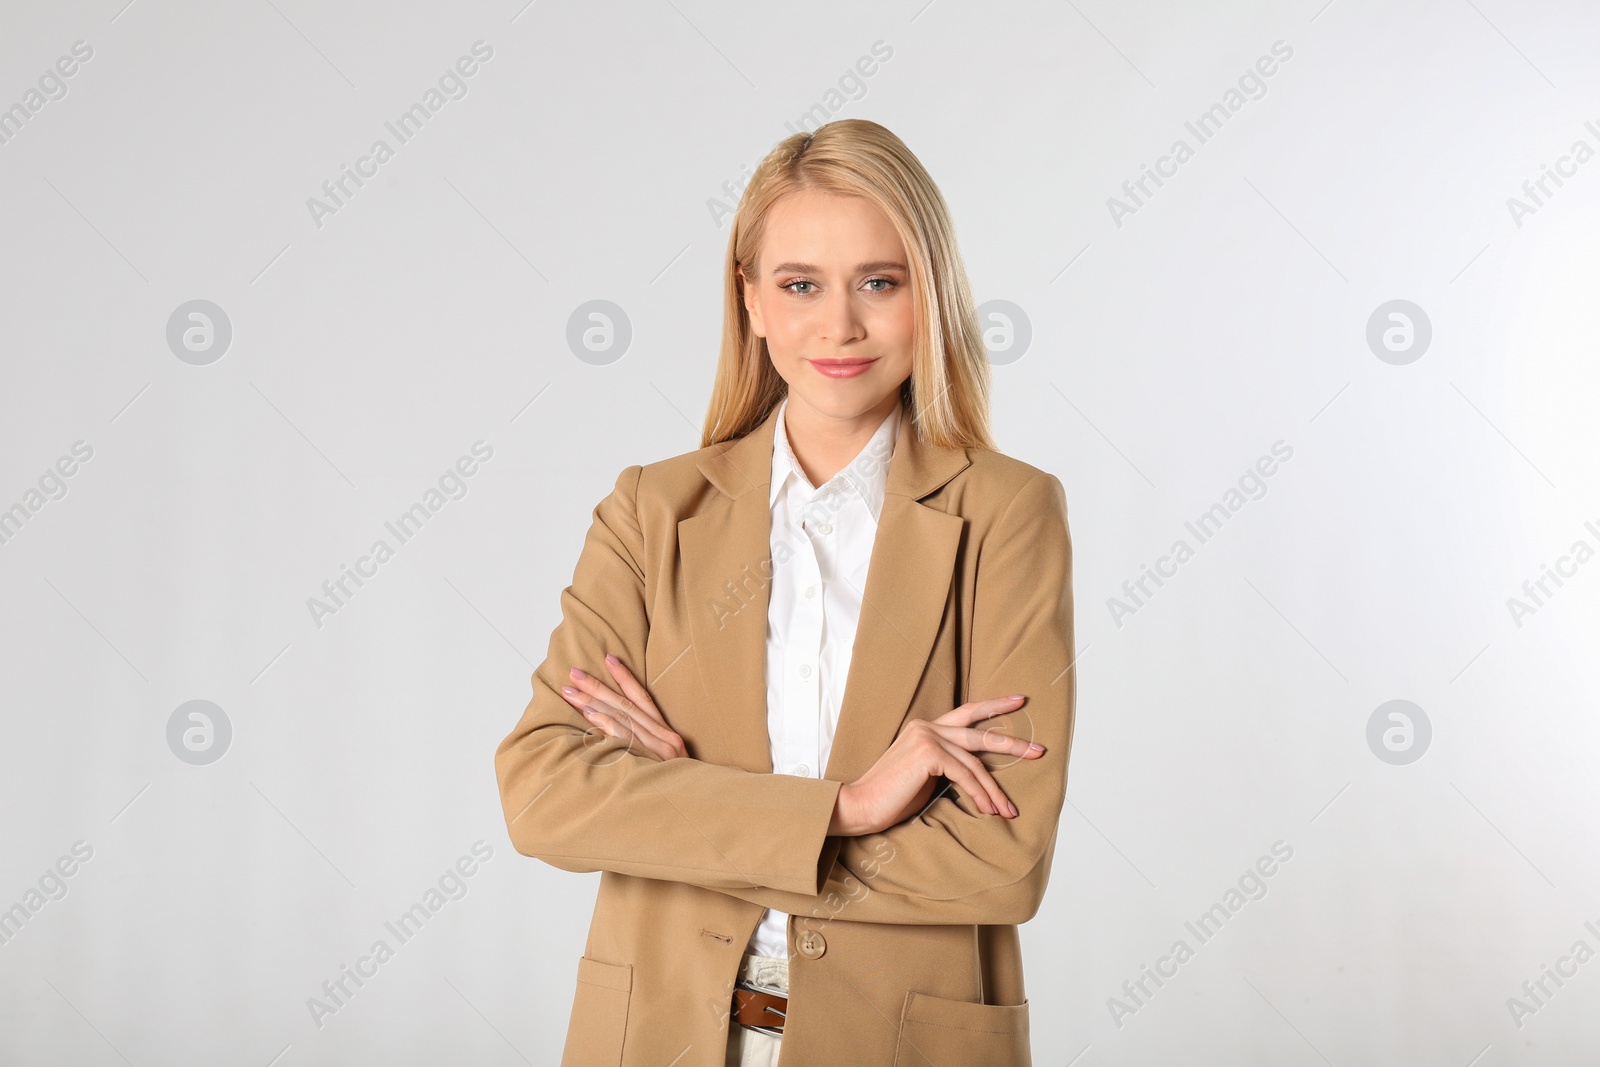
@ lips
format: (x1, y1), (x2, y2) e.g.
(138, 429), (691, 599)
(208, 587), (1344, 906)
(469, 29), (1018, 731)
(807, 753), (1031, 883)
(809, 358), (875, 379)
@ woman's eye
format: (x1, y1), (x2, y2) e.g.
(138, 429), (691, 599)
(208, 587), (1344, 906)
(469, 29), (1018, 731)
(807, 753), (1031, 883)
(783, 278), (896, 294)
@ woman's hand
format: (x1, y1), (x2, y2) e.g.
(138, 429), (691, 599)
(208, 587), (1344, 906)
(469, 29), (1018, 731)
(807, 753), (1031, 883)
(829, 695), (1046, 837)
(560, 654), (688, 762)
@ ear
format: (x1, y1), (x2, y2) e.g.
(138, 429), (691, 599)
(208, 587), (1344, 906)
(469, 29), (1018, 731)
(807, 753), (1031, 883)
(741, 270), (768, 339)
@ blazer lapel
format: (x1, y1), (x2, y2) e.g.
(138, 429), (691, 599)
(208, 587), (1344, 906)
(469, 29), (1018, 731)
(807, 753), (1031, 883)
(683, 397), (971, 782)
(825, 403), (970, 783)
(681, 405), (785, 772)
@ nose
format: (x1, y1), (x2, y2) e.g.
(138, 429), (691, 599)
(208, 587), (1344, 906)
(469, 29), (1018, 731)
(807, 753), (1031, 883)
(817, 291), (866, 345)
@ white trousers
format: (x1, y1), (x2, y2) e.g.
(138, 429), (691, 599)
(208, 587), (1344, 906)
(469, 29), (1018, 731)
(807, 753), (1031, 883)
(725, 952), (788, 1067)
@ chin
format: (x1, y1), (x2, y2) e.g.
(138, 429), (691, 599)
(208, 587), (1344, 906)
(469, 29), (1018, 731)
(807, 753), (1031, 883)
(788, 382), (897, 418)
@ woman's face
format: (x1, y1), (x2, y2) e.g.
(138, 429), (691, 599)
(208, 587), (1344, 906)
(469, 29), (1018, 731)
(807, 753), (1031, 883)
(742, 188), (915, 426)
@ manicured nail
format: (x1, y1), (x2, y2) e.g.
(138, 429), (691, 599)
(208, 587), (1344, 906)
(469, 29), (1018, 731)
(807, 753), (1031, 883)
(605, 654), (619, 665)
(562, 685), (579, 696)
(1010, 694), (1024, 701)
(1007, 801), (1018, 817)
(1028, 742), (1044, 754)
(570, 668), (587, 681)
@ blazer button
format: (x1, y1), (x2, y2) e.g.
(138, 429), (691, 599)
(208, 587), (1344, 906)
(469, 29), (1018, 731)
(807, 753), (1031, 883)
(796, 929), (827, 959)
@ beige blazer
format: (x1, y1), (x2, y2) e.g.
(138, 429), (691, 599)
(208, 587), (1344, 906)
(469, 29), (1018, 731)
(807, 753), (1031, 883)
(494, 399), (1076, 1066)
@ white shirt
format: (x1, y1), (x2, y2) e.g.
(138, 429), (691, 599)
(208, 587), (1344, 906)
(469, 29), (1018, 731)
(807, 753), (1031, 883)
(745, 393), (903, 959)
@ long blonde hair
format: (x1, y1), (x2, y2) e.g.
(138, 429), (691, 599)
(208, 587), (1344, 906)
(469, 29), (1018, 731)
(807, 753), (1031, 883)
(700, 119), (996, 451)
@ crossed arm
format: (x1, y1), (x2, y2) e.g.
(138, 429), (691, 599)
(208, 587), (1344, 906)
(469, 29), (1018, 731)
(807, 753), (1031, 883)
(494, 465), (1076, 925)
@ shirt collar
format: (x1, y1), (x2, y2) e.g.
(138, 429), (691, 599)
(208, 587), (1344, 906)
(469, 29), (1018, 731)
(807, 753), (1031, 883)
(769, 393), (902, 521)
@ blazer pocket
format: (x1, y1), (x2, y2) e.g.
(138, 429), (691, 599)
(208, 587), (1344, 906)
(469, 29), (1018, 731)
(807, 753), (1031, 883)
(560, 955), (634, 1067)
(892, 989), (1031, 1067)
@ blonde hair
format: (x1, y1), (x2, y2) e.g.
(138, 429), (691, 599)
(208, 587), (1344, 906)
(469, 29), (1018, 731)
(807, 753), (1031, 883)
(700, 119), (996, 451)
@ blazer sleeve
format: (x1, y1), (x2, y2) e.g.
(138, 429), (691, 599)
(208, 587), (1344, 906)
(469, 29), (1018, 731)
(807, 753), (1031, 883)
(709, 471), (1076, 925)
(493, 464), (844, 896)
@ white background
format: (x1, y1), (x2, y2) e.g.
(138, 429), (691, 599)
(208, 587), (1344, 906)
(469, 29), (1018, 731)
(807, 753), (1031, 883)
(2, 1), (1598, 1064)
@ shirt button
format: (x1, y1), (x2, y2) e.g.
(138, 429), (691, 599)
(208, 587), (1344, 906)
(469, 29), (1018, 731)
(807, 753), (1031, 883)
(816, 523), (832, 534)
(796, 929), (827, 959)
(799, 664), (811, 678)
(805, 585), (816, 599)
(794, 764), (809, 776)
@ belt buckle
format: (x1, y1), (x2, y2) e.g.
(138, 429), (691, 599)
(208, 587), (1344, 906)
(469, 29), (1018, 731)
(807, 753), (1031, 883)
(734, 975), (787, 1037)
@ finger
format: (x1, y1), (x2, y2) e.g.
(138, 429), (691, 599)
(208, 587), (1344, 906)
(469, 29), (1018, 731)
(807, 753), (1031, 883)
(566, 672), (677, 751)
(938, 739), (1016, 817)
(937, 750), (1002, 816)
(566, 668), (632, 717)
(892, 719), (1007, 813)
(936, 694), (1026, 728)
(563, 682), (651, 741)
(910, 735), (997, 815)
(603, 656), (666, 725)
(940, 722), (1045, 760)
(603, 689), (679, 753)
(571, 665), (679, 752)
(938, 699), (1043, 774)
(564, 673), (685, 759)
(601, 657), (684, 751)
(579, 703), (629, 742)
(582, 705), (670, 762)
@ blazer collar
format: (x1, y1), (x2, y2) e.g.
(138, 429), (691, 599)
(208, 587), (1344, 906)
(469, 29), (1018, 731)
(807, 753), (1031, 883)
(768, 394), (902, 522)
(680, 394), (972, 784)
(698, 394), (968, 503)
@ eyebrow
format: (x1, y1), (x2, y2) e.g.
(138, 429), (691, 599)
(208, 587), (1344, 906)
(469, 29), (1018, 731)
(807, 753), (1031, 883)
(769, 260), (908, 276)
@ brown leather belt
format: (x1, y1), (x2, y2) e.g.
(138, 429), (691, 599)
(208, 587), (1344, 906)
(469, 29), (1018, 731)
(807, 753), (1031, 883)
(732, 977), (787, 1036)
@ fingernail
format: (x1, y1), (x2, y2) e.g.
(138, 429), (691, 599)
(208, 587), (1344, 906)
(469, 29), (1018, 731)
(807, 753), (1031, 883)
(1008, 801), (1018, 817)
(1028, 742), (1044, 754)
(1010, 694), (1025, 701)
(562, 685), (579, 696)
(605, 654), (619, 665)
(570, 668), (587, 681)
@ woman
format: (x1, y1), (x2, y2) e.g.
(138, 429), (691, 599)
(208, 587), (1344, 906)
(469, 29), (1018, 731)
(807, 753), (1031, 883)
(495, 119), (1076, 1067)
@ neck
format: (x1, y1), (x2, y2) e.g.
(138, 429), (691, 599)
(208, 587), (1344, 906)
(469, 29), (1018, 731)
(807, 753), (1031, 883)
(783, 390), (900, 487)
